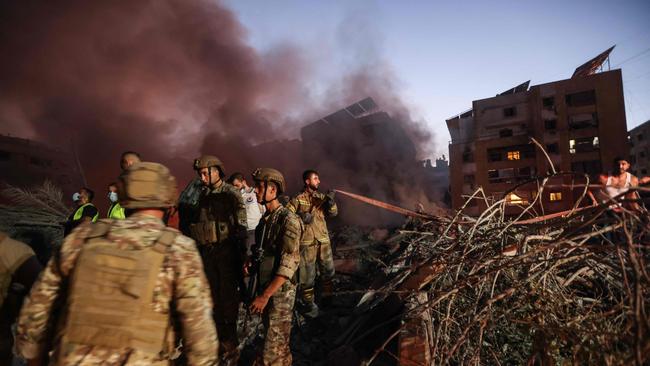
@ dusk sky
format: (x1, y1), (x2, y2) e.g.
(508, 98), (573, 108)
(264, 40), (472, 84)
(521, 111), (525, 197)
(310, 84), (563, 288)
(224, 0), (650, 158)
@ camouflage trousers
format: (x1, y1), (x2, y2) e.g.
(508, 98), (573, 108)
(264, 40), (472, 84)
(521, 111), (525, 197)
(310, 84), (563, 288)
(198, 241), (241, 358)
(298, 239), (335, 290)
(259, 281), (296, 366)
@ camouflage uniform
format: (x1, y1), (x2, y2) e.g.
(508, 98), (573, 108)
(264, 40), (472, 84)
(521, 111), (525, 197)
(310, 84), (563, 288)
(15, 214), (218, 365)
(189, 180), (247, 356)
(287, 190), (337, 301)
(254, 205), (302, 366)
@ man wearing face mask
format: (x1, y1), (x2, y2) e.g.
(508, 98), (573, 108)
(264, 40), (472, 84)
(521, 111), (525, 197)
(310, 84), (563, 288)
(63, 187), (99, 236)
(106, 182), (126, 219)
(187, 155), (247, 364)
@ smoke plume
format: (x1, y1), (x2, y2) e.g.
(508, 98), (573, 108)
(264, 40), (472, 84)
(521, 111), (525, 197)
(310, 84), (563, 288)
(0, 0), (438, 224)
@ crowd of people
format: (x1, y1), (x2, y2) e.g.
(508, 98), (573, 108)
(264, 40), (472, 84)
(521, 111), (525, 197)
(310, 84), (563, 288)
(2, 151), (337, 366)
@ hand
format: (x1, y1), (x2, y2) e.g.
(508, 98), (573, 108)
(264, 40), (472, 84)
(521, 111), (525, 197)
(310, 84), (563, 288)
(243, 258), (252, 277)
(299, 212), (313, 224)
(326, 189), (336, 201)
(249, 294), (270, 314)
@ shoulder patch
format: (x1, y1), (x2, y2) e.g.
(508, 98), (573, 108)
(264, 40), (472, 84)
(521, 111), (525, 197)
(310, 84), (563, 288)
(283, 212), (302, 240)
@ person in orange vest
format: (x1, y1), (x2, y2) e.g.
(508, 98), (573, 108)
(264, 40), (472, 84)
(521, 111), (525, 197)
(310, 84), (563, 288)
(63, 187), (98, 236)
(106, 182), (126, 219)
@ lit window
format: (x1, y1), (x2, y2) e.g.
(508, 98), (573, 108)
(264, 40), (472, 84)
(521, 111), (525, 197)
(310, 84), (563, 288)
(569, 139), (576, 154)
(592, 136), (599, 148)
(507, 151), (521, 160)
(549, 192), (562, 201)
(506, 192), (528, 206)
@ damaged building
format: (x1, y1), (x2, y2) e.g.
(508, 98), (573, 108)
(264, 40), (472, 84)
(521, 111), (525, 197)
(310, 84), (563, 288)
(629, 119), (650, 176)
(0, 134), (84, 201)
(447, 46), (629, 215)
(300, 97), (448, 224)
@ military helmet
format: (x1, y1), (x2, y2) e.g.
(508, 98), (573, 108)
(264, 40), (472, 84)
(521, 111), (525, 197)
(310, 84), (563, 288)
(193, 155), (224, 172)
(252, 168), (286, 194)
(118, 162), (177, 209)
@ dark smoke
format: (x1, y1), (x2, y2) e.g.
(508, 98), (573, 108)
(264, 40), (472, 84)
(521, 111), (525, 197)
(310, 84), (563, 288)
(0, 0), (438, 223)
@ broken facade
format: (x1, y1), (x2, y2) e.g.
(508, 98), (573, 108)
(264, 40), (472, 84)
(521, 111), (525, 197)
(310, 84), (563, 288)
(447, 50), (628, 216)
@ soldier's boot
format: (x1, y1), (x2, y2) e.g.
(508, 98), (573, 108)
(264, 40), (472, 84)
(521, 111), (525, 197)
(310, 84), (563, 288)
(297, 287), (319, 319)
(218, 323), (240, 366)
(320, 278), (334, 307)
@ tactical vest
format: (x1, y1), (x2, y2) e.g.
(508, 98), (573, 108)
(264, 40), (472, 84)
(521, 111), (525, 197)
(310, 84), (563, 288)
(61, 223), (177, 356)
(107, 202), (126, 219)
(189, 190), (237, 245)
(73, 203), (99, 222)
(256, 208), (296, 286)
(0, 233), (35, 308)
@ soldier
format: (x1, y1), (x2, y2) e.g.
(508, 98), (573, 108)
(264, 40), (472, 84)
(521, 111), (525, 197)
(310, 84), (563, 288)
(15, 162), (218, 365)
(0, 232), (42, 365)
(188, 155), (247, 363)
(287, 169), (337, 318)
(247, 168), (302, 366)
(120, 151), (141, 171)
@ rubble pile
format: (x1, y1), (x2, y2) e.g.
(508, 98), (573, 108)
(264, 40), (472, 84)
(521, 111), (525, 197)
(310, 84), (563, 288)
(326, 187), (649, 365)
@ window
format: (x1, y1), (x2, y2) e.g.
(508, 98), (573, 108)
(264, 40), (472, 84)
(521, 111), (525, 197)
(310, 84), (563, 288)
(566, 90), (596, 107)
(0, 150), (10, 161)
(488, 170), (499, 180)
(506, 192), (528, 206)
(640, 151), (646, 158)
(542, 97), (555, 109)
(518, 166), (533, 177)
(568, 113), (598, 130)
(488, 145), (535, 162)
(642, 169), (648, 175)
(549, 192), (562, 201)
(546, 143), (559, 154)
(499, 128), (513, 137)
(488, 151), (502, 162)
(503, 107), (517, 117)
(544, 119), (557, 130)
(507, 151), (521, 160)
(569, 137), (599, 154)
(462, 151), (474, 163)
(463, 174), (475, 184)
(639, 134), (644, 141)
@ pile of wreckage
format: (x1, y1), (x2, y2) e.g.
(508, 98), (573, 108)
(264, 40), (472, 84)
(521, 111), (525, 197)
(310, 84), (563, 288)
(278, 184), (650, 365)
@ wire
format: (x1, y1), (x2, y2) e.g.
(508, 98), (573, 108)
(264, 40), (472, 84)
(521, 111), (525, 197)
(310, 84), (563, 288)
(613, 47), (650, 68)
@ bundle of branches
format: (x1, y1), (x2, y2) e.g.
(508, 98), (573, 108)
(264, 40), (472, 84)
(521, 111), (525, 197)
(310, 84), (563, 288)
(0, 180), (69, 249)
(343, 186), (649, 365)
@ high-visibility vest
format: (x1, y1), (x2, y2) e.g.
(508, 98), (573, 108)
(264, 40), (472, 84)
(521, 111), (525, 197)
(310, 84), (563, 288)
(107, 203), (126, 219)
(73, 203), (98, 222)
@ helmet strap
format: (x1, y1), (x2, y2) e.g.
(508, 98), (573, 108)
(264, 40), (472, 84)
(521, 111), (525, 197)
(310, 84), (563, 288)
(258, 179), (278, 205)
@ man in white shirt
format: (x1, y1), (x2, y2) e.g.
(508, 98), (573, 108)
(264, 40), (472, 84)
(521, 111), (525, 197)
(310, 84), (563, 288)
(228, 172), (265, 246)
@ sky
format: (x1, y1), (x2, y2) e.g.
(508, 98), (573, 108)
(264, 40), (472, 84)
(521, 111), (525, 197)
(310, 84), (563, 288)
(223, 0), (650, 158)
